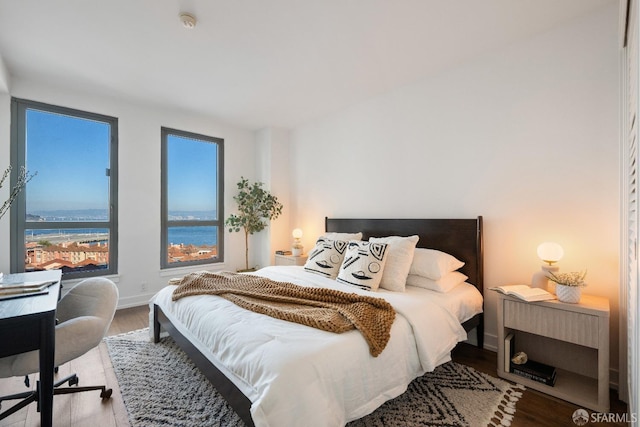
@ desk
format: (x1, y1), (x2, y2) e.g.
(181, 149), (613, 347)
(0, 270), (62, 427)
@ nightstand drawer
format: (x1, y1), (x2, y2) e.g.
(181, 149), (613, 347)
(274, 254), (307, 266)
(503, 299), (599, 348)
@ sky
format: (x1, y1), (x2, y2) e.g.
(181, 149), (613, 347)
(167, 134), (217, 213)
(26, 109), (110, 212)
(25, 109), (218, 214)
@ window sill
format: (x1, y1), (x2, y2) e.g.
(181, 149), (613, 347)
(158, 262), (229, 277)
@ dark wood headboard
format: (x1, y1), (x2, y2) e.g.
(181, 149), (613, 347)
(325, 217), (484, 296)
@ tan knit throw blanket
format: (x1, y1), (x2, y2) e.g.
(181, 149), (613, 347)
(171, 271), (396, 357)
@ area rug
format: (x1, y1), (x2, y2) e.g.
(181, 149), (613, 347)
(105, 328), (524, 427)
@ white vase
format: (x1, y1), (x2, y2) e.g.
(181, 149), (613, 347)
(555, 284), (582, 303)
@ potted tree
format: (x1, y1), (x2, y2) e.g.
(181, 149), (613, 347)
(225, 177), (283, 271)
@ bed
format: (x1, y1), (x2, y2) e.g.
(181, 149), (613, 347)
(150, 217), (484, 427)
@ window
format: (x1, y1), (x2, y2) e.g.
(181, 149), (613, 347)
(161, 127), (224, 269)
(10, 98), (118, 279)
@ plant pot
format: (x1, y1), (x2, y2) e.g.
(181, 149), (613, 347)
(555, 284), (582, 303)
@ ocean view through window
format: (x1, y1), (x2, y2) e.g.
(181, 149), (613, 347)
(10, 98), (118, 278)
(161, 127), (224, 268)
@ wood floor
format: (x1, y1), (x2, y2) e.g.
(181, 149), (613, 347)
(0, 305), (629, 427)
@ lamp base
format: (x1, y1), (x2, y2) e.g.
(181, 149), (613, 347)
(292, 247), (303, 257)
(531, 265), (559, 292)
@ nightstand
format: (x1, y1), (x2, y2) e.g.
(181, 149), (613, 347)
(496, 293), (610, 412)
(274, 254), (308, 266)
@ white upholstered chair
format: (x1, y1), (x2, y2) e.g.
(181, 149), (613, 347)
(0, 277), (119, 420)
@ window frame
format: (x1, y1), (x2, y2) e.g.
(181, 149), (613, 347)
(9, 97), (119, 279)
(160, 127), (224, 269)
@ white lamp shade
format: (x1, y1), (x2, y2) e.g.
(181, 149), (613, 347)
(292, 228), (303, 239)
(536, 242), (564, 264)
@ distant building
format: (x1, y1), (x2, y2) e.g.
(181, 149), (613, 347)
(26, 241), (109, 271)
(167, 244), (217, 264)
(25, 238), (217, 271)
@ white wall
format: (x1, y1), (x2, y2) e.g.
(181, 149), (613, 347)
(289, 5), (621, 372)
(0, 91), (12, 269)
(0, 92), (10, 242)
(255, 127), (292, 268)
(0, 77), (258, 307)
(0, 55), (9, 94)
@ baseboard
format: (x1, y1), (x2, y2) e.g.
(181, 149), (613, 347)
(117, 293), (155, 309)
(463, 330), (497, 352)
(610, 367), (619, 391)
(483, 332), (498, 352)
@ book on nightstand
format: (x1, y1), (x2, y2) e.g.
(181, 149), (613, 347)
(510, 359), (557, 386)
(275, 250), (292, 255)
(491, 284), (555, 302)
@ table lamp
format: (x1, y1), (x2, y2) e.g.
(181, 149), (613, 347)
(531, 242), (564, 291)
(292, 228), (304, 256)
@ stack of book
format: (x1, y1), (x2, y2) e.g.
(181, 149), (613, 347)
(0, 278), (54, 300)
(504, 332), (556, 386)
(510, 359), (557, 386)
(275, 250), (292, 255)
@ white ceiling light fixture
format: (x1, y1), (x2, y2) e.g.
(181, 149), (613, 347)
(180, 13), (196, 29)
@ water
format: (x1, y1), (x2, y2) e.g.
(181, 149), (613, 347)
(168, 226), (218, 246)
(26, 228), (107, 236)
(25, 228), (109, 244)
(26, 226), (218, 247)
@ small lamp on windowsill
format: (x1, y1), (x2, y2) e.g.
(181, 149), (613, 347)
(531, 242), (564, 291)
(292, 228), (304, 257)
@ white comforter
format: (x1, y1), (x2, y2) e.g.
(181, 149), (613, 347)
(150, 266), (469, 427)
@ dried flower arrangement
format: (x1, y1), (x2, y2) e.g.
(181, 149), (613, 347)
(546, 270), (587, 287)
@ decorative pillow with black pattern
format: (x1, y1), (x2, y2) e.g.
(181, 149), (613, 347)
(337, 240), (389, 291)
(303, 237), (349, 279)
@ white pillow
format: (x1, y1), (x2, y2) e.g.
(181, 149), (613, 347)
(337, 241), (389, 292)
(369, 235), (419, 292)
(406, 271), (468, 293)
(322, 232), (363, 241)
(304, 238), (349, 279)
(409, 248), (464, 280)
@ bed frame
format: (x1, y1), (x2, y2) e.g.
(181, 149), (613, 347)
(153, 216), (483, 427)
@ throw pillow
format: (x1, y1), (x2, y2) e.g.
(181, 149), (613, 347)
(304, 237), (349, 279)
(337, 241), (389, 291)
(322, 232), (363, 241)
(369, 235), (419, 292)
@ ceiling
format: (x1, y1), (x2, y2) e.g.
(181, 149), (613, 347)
(0, 0), (615, 130)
